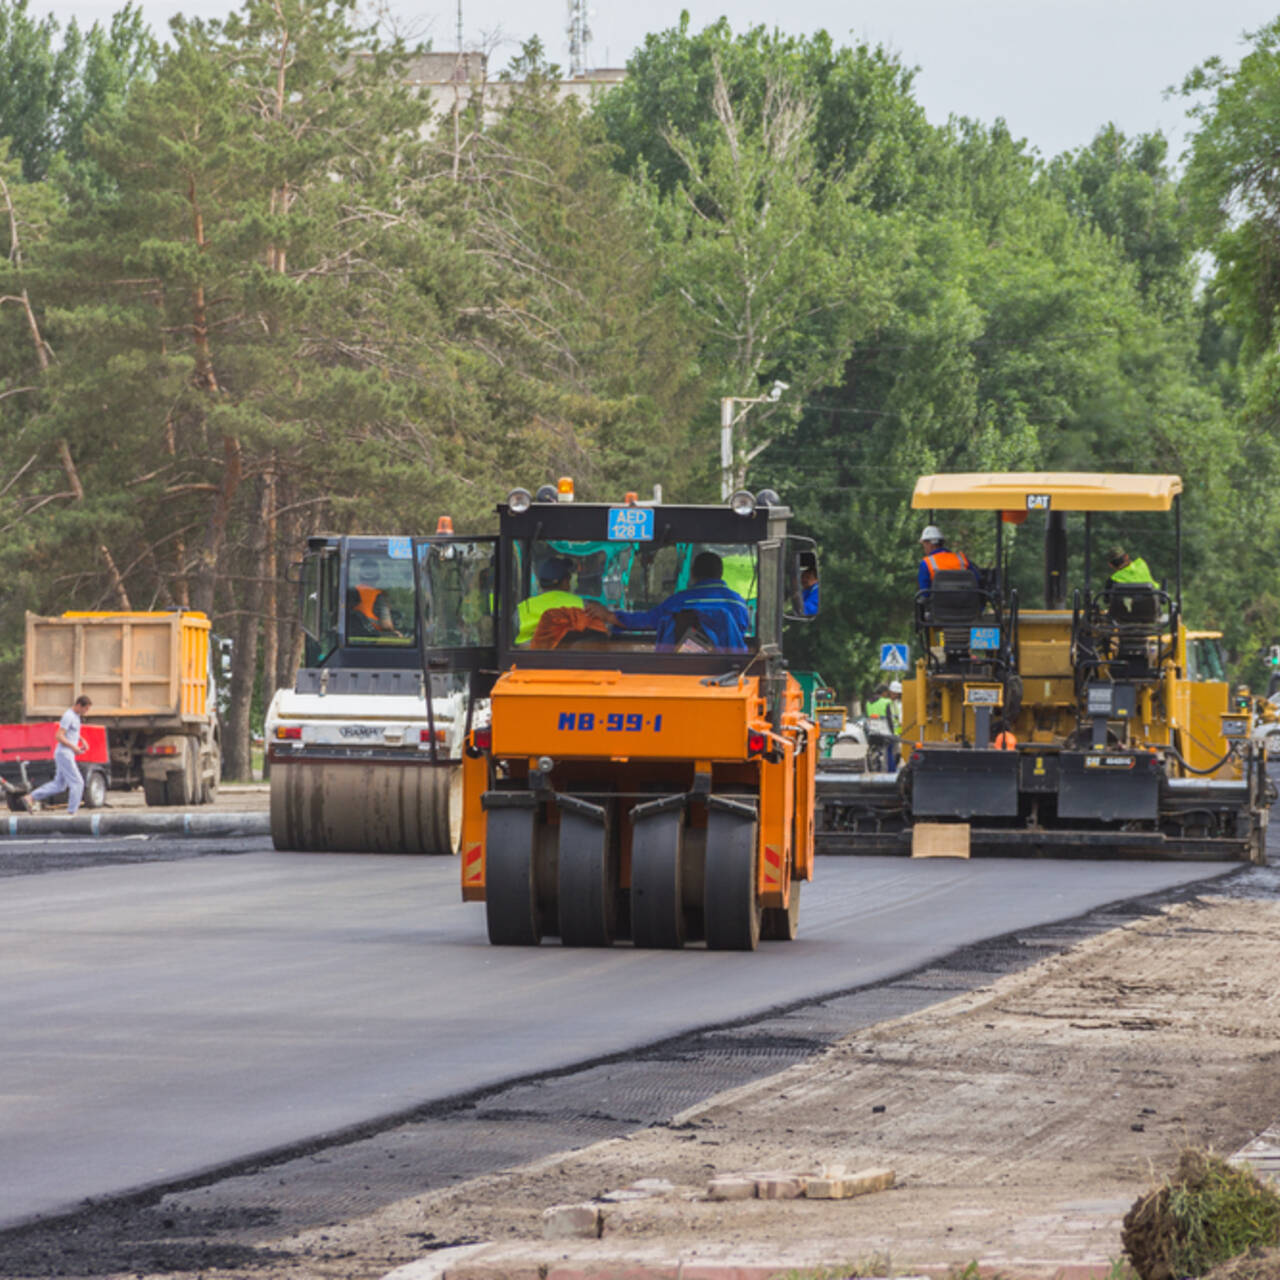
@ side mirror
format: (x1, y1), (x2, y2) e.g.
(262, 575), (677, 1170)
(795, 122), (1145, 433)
(784, 535), (819, 621)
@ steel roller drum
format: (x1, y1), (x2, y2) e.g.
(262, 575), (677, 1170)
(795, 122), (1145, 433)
(270, 760), (462, 854)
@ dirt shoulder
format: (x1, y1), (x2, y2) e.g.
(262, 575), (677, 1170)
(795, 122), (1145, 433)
(247, 878), (1280, 1280)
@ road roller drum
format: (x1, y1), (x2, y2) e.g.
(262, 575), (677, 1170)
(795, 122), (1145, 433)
(270, 759), (461, 854)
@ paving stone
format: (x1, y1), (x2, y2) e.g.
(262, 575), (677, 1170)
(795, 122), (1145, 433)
(541, 1202), (603, 1239)
(803, 1165), (895, 1200)
(706, 1176), (756, 1201)
(753, 1173), (807, 1199)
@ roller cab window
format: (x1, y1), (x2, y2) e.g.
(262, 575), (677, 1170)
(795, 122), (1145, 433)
(344, 538), (416, 646)
(508, 538), (759, 654)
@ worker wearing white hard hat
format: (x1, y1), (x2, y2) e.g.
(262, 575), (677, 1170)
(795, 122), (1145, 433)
(887, 680), (904, 769)
(918, 523), (978, 593)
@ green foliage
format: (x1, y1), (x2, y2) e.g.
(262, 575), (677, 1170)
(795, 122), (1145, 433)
(1178, 20), (1280, 683)
(592, 15), (1239, 699)
(1045, 126), (1194, 321)
(1123, 1149), (1280, 1280)
(597, 15), (935, 209)
(0, 0), (155, 182)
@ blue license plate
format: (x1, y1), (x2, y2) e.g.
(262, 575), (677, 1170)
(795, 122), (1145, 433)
(970, 626), (1000, 650)
(607, 507), (654, 541)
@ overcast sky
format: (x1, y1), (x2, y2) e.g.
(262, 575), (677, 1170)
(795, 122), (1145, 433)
(31, 0), (1280, 160)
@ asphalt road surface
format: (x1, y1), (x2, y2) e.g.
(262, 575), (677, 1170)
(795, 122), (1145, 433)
(0, 839), (1235, 1229)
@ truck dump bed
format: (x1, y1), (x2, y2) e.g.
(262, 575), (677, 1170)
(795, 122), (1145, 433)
(24, 612), (211, 723)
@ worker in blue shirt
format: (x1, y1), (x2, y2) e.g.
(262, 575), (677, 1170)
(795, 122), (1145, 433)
(917, 524), (979, 593)
(590, 551), (751, 651)
(801, 566), (819, 616)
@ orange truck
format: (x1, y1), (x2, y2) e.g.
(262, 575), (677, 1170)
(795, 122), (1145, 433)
(24, 611), (221, 805)
(416, 483), (820, 949)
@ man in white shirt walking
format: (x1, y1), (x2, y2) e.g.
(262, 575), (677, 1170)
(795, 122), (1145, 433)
(25, 695), (92, 815)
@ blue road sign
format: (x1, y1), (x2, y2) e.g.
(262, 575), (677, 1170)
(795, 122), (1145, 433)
(879, 643), (910, 671)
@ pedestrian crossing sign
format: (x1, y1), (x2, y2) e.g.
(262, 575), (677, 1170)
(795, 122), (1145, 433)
(879, 643), (910, 671)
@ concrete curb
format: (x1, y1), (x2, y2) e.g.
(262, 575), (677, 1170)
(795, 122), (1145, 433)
(388, 1258), (1122, 1280)
(0, 810), (270, 838)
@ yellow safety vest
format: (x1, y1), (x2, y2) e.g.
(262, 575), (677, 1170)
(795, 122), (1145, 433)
(515, 590), (583, 645)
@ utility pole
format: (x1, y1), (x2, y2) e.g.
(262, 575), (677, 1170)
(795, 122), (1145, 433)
(719, 382), (790, 499)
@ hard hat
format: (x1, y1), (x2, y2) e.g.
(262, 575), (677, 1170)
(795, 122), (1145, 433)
(889, 680), (902, 694)
(535, 555), (574, 584)
(920, 524), (943, 543)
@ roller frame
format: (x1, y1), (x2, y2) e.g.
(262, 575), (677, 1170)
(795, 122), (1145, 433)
(761, 881), (801, 941)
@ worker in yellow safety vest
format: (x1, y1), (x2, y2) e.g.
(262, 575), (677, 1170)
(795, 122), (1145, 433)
(1104, 545), (1156, 588)
(515, 556), (583, 645)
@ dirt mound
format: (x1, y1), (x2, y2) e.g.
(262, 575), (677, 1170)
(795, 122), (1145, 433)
(1201, 1248), (1280, 1280)
(1123, 1149), (1280, 1280)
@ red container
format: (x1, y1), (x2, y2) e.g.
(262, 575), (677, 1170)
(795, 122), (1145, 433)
(0, 722), (109, 766)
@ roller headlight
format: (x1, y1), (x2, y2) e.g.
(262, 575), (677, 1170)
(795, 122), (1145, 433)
(507, 487), (532, 513)
(729, 489), (756, 516)
(755, 488), (781, 508)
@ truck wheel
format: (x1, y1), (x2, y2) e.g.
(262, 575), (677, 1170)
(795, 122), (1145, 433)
(485, 807), (544, 946)
(200, 732), (221, 804)
(631, 808), (685, 949)
(83, 769), (109, 810)
(165, 739), (197, 807)
(143, 778), (167, 807)
(704, 808), (761, 951)
(557, 806), (617, 948)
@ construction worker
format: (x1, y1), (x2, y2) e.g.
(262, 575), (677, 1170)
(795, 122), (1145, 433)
(866, 683), (892, 724)
(1104, 545), (1156, 588)
(515, 556), (584, 646)
(917, 525), (979, 593)
(866, 681), (901, 769)
(350, 557), (401, 636)
(591, 550), (750, 652)
(801, 566), (819, 616)
(23, 695), (91, 814)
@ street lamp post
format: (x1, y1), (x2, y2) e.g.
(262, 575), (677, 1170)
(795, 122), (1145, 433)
(718, 382), (790, 499)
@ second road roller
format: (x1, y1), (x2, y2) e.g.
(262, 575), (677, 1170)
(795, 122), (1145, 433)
(266, 527), (491, 854)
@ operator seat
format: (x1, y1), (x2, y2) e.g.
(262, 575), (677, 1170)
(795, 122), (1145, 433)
(1087, 585), (1168, 681)
(922, 569), (984, 625)
(917, 568), (1007, 678)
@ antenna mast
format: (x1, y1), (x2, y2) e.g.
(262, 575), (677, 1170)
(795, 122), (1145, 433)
(566, 0), (590, 77)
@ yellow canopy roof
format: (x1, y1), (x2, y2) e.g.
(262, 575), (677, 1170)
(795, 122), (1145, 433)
(912, 472), (1183, 512)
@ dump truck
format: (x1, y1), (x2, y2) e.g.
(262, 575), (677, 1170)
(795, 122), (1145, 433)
(817, 472), (1273, 861)
(433, 481), (820, 949)
(265, 530), (489, 854)
(24, 610), (221, 804)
